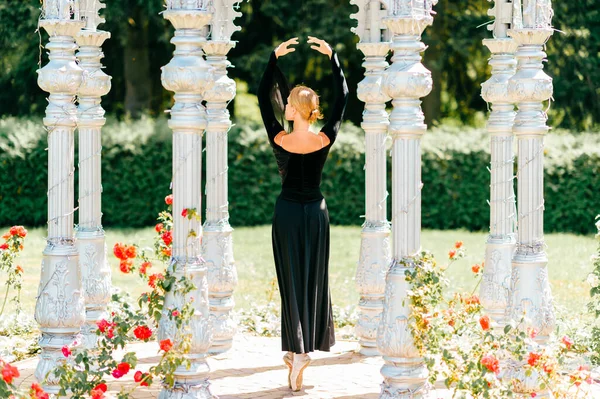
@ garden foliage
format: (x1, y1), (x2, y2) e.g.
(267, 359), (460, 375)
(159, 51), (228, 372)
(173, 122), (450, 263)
(1, 117), (599, 233)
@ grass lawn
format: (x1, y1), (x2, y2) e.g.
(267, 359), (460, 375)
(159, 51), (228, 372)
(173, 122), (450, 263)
(1, 225), (596, 318)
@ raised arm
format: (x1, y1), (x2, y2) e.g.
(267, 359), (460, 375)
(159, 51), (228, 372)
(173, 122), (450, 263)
(320, 50), (349, 144)
(257, 50), (284, 145)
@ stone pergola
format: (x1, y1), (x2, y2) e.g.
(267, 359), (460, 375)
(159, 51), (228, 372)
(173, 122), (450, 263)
(34, 0), (556, 397)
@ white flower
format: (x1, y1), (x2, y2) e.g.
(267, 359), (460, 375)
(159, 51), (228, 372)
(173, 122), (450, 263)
(587, 273), (600, 288)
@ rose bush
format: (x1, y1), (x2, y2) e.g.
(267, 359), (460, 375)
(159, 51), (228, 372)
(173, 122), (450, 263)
(406, 238), (598, 398)
(0, 196), (200, 399)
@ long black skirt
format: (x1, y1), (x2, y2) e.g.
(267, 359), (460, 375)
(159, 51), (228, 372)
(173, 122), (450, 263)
(271, 196), (335, 353)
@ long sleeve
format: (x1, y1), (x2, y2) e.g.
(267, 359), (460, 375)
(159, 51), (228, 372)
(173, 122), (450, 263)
(321, 50), (349, 145)
(258, 50), (285, 146)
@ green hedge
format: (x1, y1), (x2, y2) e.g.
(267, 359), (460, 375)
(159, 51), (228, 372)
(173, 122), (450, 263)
(1, 117), (599, 234)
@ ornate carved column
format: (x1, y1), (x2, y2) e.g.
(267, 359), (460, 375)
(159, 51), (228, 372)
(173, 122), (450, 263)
(202, 0), (242, 355)
(505, 0), (555, 396)
(480, 0), (518, 329)
(75, 0), (112, 351)
(350, 0), (391, 357)
(377, 1), (436, 397)
(34, 1), (86, 393)
(158, 1), (215, 398)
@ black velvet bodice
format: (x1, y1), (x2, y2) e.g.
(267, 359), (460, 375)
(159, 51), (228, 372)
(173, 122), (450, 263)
(257, 49), (349, 202)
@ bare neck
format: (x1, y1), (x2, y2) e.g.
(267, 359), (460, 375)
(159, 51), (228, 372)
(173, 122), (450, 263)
(292, 116), (310, 133)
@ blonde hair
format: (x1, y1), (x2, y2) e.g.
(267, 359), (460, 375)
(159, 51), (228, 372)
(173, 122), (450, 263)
(289, 85), (324, 124)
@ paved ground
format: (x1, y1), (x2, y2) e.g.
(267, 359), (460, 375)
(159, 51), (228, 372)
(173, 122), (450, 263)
(13, 334), (600, 398)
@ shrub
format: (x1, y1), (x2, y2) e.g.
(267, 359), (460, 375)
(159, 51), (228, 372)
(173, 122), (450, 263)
(1, 116), (599, 234)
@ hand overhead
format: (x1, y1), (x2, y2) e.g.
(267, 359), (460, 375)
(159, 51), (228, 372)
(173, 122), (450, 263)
(275, 37), (299, 59)
(307, 36), (333, 59)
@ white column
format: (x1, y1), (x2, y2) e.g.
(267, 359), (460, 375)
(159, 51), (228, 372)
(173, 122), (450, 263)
(75, 0), (113, 351)
(355, 42), (391, 357)
(377, 1), (436, 397)
(34, 1), (86, 394)
(350, 0), (392, 357)
(203, 0), (242, 355)
(158, 2), (215, 398)
(506, 1), (555, 396)
(480, 0), (518, 329)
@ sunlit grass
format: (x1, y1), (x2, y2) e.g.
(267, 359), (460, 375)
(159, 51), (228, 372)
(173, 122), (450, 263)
(1, 226), (596, 318)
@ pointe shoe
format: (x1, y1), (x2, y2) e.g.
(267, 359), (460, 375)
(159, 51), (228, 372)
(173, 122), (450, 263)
(283, 352), (293, 388)
(290, 353), (311, 392)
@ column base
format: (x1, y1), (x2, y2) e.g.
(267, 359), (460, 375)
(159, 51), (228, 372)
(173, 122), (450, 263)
(507, 251), (555, 342)
(35, 331), (83, 393)
(158, 379), (216, 399)
(380, 357), (429, 399)
(204, 225), (237, 355)
(76, 229), (111, 350)
(208, 295), (236, 355)
(481, 236), (515, 327)
(356, 226), (390, 357)
(356, 295), (385, 356)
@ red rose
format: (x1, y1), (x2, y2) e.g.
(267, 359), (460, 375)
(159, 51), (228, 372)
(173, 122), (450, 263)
(1, 361), (20, 384)
(172, 310), (180, 317)
(9, 226), (18, 236)
(61, 345), (71, 357)
(162, 247), (172, 257)
(543, 362), (554, 374)
(471, 264), (481, 274)
(454, 241), (463, 249)
(106, 327), (115, 339)
(16, 265), (23, 273)
(160, 339), (173, 352)
(479, 315), (490, 331)
(134, 370), (143, 383)
(148, 273), (165, 289)
(119, 259), (133, 274)
(94, 383), (107, 392)
(448, 250), (457, 259)
(155, 223), (164, 233)
(111, 369), (123, 379)
(527, 352), (541, 367)
(1, 232), (10, 240)
(165, 194), (173, 205)
(0, 243), (8, 250)
(96, 319), (110, 333)
(531, 394), (536, 398)
(117, 362), (130, 375)
(30, 383), (49, 399)
(182, 208), (188, 217)
(161, 231), (172, 246)
(90, 389), (105, 399)
(113, 243), (127, 261)
(125, 245), (137, 259)
(561, 335), (573, 350)
(140, 262), (151, 275)
(133, 325), (153, 341)
(481, 354), (500, 374)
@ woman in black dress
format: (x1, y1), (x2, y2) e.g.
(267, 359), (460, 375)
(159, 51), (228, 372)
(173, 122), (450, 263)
(257, 36), (349, 391)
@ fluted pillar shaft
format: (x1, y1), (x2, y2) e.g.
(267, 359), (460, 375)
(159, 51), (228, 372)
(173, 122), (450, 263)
(158, 4), (215, 398)
(377, 7), (435, 397)
(75, 0), (113, 350)
(202, 40), (238, 355)
(34, 4), (86, 393)
(480, 38), (518, 328)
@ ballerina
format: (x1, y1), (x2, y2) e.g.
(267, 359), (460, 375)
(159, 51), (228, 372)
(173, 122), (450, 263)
(257, 35), (349, 391)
